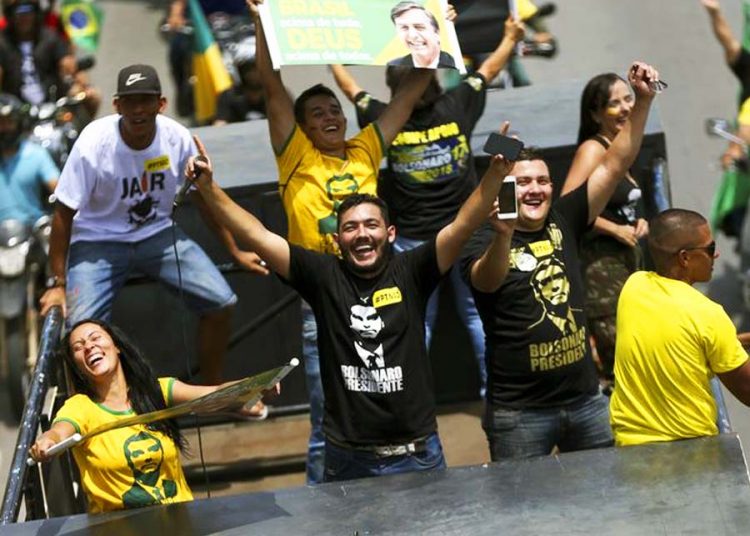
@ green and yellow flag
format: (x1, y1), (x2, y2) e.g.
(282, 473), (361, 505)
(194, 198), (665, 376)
(60, 0), (103, 53)
(190, 0), (233, 123)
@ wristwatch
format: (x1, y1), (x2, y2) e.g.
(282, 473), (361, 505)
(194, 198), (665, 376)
(45, 275), (66, 289)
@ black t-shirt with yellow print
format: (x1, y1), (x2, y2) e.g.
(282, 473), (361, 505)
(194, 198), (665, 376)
(288, 239), (442, 446)
(461, 183), (599, 409)
(355, 73), (487, 239)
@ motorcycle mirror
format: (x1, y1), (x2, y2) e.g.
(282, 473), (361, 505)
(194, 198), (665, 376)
(37, 103), (56, 121)
(55, 92), (86, 108)
(706, 118), (732, 137)
(705, 117), (748, 146)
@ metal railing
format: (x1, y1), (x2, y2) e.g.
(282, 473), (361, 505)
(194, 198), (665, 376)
(1, 306), (62, 525)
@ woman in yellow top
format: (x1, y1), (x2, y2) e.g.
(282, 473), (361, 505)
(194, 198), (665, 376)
(30, 318), (266, 513)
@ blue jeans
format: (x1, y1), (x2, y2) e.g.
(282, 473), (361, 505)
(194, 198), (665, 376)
(301, 300), (325, 484)
(394, 235), (487, 396)
(483, 392), (614, 460)
(323, 432), (446, 483)
(66, 226), (237, 327)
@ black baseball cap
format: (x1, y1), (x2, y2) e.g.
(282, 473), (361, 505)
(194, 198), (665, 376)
(115, 64), (162, 97)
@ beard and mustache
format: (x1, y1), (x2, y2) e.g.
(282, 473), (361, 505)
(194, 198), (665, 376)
(341, 237), (394, 278)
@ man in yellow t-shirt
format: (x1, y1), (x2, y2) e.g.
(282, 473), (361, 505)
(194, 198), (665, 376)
(247, 0), (434, 484)
(611, 209), (750, 446)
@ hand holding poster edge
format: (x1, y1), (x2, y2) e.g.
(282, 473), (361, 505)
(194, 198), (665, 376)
(257, 2), (283, 71)
(27, 358), (300, 466)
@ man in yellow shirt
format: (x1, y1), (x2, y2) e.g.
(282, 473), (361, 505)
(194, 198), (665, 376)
(611, 209), (750, 446)
(247, 0), (433, 483)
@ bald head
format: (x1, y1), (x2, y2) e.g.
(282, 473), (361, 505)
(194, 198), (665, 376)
(648, 209), (709, 274)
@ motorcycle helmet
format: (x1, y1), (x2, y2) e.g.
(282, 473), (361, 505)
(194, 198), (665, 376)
(2, 0), (41, 27)
(0, 93), (26, 150)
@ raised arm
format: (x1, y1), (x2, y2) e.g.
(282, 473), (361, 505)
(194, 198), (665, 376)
(191, 191), (270, 275)
(191, 136), (291, 279)
(246, 0), (295, 152)
(562, 124), (646, 245)
(435, 125), (514, 273)
(375, 68), (434, 146)
(330, 65), (364, 104)
(469, 215), (515, 293)
(584, 62), (657, 223)
(562, 139), (606, 195)
(475, 16), (525, 82)
(701, 0), (741, 66)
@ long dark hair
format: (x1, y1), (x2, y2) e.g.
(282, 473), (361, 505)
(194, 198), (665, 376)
(62, 319), (186, 452)
(576, 73), (625, 145)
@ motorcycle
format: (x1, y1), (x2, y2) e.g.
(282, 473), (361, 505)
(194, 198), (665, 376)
(27, 91), (88, 169)
(27, 55), (96, 168)
(0, 215), (50, 421)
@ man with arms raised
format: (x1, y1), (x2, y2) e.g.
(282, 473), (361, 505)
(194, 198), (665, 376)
(247, 0), (433, 483)
(610, 209), (750, 446)
(461, 61), (659, 459)
(190, 124), (514, 481)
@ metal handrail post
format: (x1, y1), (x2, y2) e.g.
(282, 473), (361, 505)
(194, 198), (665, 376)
(1, 306), (63, 524)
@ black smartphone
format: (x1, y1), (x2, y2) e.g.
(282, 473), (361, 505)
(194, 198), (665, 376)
(496, 176), (518, 220)
(483, 132), (524, 160)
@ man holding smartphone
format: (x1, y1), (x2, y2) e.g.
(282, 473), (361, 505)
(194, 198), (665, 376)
(460, 61), (660, 460)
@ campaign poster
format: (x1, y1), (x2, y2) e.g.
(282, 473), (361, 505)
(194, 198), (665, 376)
(259, 0), (466, 71)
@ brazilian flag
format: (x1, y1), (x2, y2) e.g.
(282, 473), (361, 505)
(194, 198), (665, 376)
(60, 0), (103, 53)
(189, 0), (233, 123)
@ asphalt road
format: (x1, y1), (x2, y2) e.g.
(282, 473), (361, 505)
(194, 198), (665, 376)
(2, 0), (750, 511)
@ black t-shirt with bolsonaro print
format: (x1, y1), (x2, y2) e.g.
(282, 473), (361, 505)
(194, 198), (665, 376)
(288, 240), (442, 446)
(461, 183), (600, 409)
(355, 73), (487, 240)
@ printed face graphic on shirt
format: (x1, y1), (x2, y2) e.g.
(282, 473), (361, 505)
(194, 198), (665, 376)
(520, 227), (588, 371)
(526, 256), (587, 372)
(350, 303), (385, 369)
(318, 173), (359, 236)
(532, 259), (570, 306)
(349, 304), (384, 339)
(528, 256), (578, 336)
(121, 431), (178, 508)
(340, 291), (407, 392)
(124, 431), (164, 480)
(340, 297), (404, 392)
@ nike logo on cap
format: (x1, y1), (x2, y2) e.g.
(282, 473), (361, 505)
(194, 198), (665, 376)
(125, 73), (147, 86)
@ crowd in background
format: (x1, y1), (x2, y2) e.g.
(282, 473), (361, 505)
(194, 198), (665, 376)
(9, 0), (750, 517)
